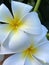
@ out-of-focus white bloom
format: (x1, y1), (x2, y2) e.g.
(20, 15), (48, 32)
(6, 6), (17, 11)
(3, 37), (49, 65)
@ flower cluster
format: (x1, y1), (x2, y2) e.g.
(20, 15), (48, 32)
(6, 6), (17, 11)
(0, 1), (49, 65)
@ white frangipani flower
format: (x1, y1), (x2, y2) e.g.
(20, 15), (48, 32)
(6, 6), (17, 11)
(0, 1), (48, 55)
(3, 37), (49, 65)
(0, 1), (33, 54)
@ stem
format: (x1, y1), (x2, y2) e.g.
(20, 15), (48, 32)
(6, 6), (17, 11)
(34, 0), (41, 12)
(46, 33), (49, 40)
(47, 33), (49, 37)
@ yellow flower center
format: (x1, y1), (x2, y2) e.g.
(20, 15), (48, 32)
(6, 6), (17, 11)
(10, 18), (22, 30)
(22, 45), (38, 60)
(6, 17), (23, 32)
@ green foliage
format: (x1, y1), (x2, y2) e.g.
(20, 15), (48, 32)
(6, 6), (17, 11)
(39, 0), (49, 31)
(46, 33), (49, 40)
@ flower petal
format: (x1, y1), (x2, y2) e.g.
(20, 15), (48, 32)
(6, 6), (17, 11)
(0, 29), (17, 54)
(11, 1), (32, 20)
(31, 25), (48, 43)
(0, 45), (16, 54)
(20, 12), (42, 34)
(9, 30), (31, 52)
(25, 57), (42, 65)
(0, 4), (13, 23)
(3, 53), (25, 65)
(0, 24), (12, 43)
(34, 39), (49, 63)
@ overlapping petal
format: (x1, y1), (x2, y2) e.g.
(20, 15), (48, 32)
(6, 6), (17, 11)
(30, 25), (48, 44)
(3, 53), (25, 65)
(25, 57), (42, 65)
(34, 39), (49, 63)
(0, 4), (13, 23)
(3, 52), (42, 65)
(20, 12), (42, 34)
(11, 1), (32, 20)
(0, 24), (12, 43)
(3, 30), (32, 52)
(0, 24), (16, 54)
(0, 45), (16, 54)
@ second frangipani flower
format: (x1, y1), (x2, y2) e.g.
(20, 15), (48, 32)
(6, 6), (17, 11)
(3, 37), (49, 65)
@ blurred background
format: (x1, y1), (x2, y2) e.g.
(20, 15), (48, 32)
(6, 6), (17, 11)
(0, 0), (49, 31)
